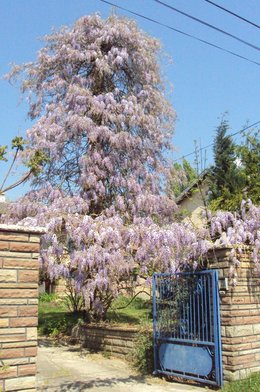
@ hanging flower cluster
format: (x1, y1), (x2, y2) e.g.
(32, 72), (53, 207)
(208, 200), (260, 285)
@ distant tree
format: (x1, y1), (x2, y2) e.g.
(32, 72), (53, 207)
(167, 159), (197, 198)
(0, 136), (46, 195)
(208, 120), (244, 211)
(237, 131), (260, 205)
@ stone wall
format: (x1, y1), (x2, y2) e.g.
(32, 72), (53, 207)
(0, 225), (45, 392)
(209, 247), (260, 381)
(72, 324), (139, 357)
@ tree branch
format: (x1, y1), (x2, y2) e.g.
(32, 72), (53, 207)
(110, 290), (150, 311)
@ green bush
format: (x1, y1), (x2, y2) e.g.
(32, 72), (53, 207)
(38, 316), (68, 337)
(131, 326), (154, 374)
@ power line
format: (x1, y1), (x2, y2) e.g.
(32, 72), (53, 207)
(173, 120), (260, 163)
(203, 0), (260, 30)
(154, 0), (260, 51)
(99, 0), (260, 66)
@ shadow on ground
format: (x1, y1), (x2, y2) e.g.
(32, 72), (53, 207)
(38, 374), (151, 391)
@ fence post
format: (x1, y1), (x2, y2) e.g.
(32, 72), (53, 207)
(0, 224), (45, 392)
(208, 246), (260, 381)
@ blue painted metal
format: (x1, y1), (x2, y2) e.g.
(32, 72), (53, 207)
(153, 270), (223, 387)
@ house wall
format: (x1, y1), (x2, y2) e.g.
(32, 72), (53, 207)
(0, 225), (44, 392)
(177, 182), (209, 227)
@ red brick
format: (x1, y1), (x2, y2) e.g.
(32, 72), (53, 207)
(18, 363), (36, 376)
(0, 306), (17, 317)
(9, 242), (39, 253)
(0, 289), (38, 298)
(0, 233), (29, 242)
(9, 317), (38, 328)
(0, 334), (26, 343)
(3, 259), (39, 270)
(18, 270), (38, 283)
(18, 306), (38, 317)
(227, 354), (256, 366)
(0, 348), (24, 359)
(0, 241), (9, 251)
(0, 365), (17, 379)
(24, 347), (37, 357)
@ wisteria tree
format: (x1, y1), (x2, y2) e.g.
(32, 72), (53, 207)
(3, 14), (259, 320)
(4, 14), (182, 319)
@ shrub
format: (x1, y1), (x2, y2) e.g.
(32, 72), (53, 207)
(131, 325), (154, 374)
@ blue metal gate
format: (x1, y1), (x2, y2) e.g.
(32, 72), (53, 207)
(153, 270), (223, 387)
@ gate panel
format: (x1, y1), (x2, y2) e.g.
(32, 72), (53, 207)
(153, 270), (223, 387)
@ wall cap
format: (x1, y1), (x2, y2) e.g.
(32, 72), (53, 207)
(209, 245), (252, 251)
(81, 323), (141, 332)
(0, 224), (46, 234)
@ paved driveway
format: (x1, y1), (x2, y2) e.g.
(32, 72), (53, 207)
(37, 340), (207, 392)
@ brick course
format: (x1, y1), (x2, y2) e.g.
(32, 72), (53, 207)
(0, 225), (45, 392)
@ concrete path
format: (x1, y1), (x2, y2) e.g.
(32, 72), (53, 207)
(37, 340), (208, 392)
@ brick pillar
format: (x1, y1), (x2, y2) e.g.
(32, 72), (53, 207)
(208, 247), (260, 382)
(0, 224), (45, 392)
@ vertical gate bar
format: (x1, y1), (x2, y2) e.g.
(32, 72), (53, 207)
(190, 278), (193, 339)
(186, 276), (189, 339)
(197, 276), (201, 341)
(173, 277), (176, 339)
(169, 277), (171, 338)
(212, 270), (223, 387)
(181, 278), (183, 339)
(159, 277), (162, 338)
(193, 278), (196, 339)
(171, 277), (173, 337)
(183, 277), (186, 339)
(175, 275), (181, 339)
(152, 273), (158, 373)
(177, 278), (179, 339)
(208, 273), (212, 341)
(201, 275), (205, 342)
(204, 274), (208, 342)
(182, 277), (188, 339)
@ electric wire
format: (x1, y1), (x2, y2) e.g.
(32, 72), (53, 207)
(203, 0), (260, 29)
(173, 121), (260, 163)
(99, 0), (260, 66)
(154, 0), (260, 51)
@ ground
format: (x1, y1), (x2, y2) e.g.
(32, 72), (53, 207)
(37, 339), (206, 392)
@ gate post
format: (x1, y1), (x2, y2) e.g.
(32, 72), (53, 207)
(208, 246), (260, 382)
(0, 224), (45, 392)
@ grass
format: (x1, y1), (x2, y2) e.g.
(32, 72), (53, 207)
(38, 294), (152, 336)
(107, 295), (152, 325)
(38, 297), (84, 336)
(222, 372), (260, 392)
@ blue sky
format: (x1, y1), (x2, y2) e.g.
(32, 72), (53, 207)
(0, 0), (259, 199)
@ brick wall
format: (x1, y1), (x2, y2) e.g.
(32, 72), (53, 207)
(0, 225), (45, 392)
(209, 247), (260, 381)
(72, 324), (139, 357)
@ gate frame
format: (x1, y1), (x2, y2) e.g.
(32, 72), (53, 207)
(152, 269), (223, 388)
